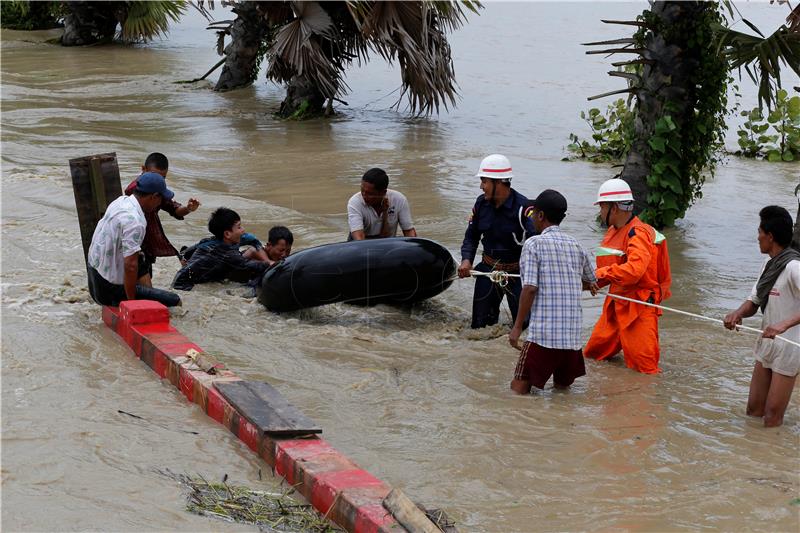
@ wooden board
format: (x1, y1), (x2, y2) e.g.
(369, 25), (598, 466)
(69, 152), (123, 264)
(214, 380), (322, 437)
(382, 489), (441, 533)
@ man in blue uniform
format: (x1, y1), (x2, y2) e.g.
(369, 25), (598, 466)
(458, 154), (537, 329)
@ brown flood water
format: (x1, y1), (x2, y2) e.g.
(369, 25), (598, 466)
(2, 3), (799, 532)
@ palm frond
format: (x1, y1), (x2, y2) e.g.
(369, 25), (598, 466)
(120, 1), (187, 43)
(265, 1), (344, 98)
(714, 20), (800, 110)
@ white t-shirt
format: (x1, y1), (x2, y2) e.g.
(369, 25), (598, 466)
(347, 189), (414, 237)
(88, 195), (146, 285)
(747, 258), (800, 376)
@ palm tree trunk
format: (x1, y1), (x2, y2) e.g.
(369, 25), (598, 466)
(61, 1), (120, 46)
(278, 74), (326, 118)
(619, 1), (707, 221)
(214, 2), (268, 91)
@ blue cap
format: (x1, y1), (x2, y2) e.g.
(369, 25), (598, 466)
(136, 172), (174, 200)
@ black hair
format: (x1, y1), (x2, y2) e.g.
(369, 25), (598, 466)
(541, 207), (566, 226)
(759, 205), (794, 247)
(208, 207), (240, 240)
(268, 226), (294, 245)
(361, 168), (389, 191)
(144, 152), (169, 171)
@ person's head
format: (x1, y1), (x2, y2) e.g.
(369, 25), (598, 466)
(134, 171), (174, 212)
(360, 168), (389, 209)
(595, 177), (634, 228)
(528, 189), (567, 232)
(757, 205), (793, 254)
(476, 154), (513, 204)
(208, 207), (244, 244)
(265, 226), (294, 262)
(142, 152), (169, 177)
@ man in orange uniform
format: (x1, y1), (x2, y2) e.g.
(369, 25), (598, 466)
(584, 178), (671, 374)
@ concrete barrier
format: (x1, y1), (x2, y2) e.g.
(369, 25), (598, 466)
(103, 300), (398, 533)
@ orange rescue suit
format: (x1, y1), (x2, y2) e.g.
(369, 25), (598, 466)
(584, 215), (670, 374)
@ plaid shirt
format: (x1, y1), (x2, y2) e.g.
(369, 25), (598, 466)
(520, 225), (596, 350)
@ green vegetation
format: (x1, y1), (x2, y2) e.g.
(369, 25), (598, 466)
(736, 90), (800, 161)
(568, 98), (634, 162)
(0, 1), (63, 30)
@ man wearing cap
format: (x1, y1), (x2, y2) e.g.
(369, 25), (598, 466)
(458, 154), (537, 329)
(347, 168), (416, 240)
(583, 178), (671, 374)
(124, 152), (200, 286)
(509, 189), (597, 393)
(87, 172), (182, 307)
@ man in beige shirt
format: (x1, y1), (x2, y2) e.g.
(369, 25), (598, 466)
(347, 168), (417, 240)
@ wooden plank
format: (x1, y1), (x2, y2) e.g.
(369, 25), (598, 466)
(214, 380), (322, 437)
(382, 488), (441, 533)
(69, 152), (123, 264)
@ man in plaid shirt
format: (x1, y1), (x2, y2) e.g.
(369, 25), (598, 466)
(509, 189), (598, 394)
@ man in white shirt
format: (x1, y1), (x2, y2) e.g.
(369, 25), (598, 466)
(87, 172), (181, 307)
(347, 168), (417, 240)
(724, 205), (800, 427)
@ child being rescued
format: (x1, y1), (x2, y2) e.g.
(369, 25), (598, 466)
(172, 208), (293, 291)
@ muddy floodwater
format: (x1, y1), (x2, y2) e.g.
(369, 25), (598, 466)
(2, 3), (799, 532)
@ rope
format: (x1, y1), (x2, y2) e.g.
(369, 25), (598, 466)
(601, 292), (800, 349)
(468, 269), (519, 288)
(459, 269), (800, 349)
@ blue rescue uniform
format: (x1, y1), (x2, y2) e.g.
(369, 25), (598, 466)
(461, 189), (537, 328)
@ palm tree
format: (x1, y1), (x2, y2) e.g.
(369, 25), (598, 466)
(584, 1), (799, 229)
(585, 1), (728, 228)
(59, 1), (186, 46)
(205, 1), (481, 117)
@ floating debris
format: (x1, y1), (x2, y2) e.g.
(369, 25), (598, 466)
(159, 470), (342, 532)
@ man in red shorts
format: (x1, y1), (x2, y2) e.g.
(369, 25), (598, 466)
(509, 189), (598, 393)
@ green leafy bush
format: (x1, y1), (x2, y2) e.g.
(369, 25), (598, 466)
(736, 90), (800, 162)
(567, 98), (634, 162)
(0, 1), (63, 31)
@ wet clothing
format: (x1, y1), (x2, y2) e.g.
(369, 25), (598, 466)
(460, 189), (537, 328)
(514, 341), (586, 389)
(86, 194), (180, 307)
(752, 248), (800, 312)
(88, 266), (181, 307)
(125, 178), (183, 263)
(584, 215), (669, 374)
(347, 189), (414, 238)
(748, 258), (800, 377)
(88, 195), (145, 284)
(172, 235), (268, 291)
(520, 226), (596, 350)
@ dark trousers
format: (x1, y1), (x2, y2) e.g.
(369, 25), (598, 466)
(470, 261), (528, 329)
(87, 266), (181, 307)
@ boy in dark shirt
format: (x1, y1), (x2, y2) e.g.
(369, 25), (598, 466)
(244, 225), (294, 266)
(172, 208), (268, 291)
(124, 152), (200, 286)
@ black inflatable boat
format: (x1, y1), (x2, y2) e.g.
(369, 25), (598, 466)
(257, 238), (457, 312)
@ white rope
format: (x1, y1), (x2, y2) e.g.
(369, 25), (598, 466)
(460, 269), (800, 349)
(468, 269), (519, 288)
(600, 292), (800, 348)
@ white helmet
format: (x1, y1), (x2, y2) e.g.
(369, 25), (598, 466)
(476, 154), (513, 181)
(595, 178), (634, 204)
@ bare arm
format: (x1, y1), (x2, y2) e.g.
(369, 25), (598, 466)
(402, 228), (417, 237)
(763, 311), (800, 338)
(124, 254), (139, 300)
(509, 285), (537, 349)
(350, 230), (366, 241)
(723, 300), (758, 330)
(175, 198), (200, 217)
